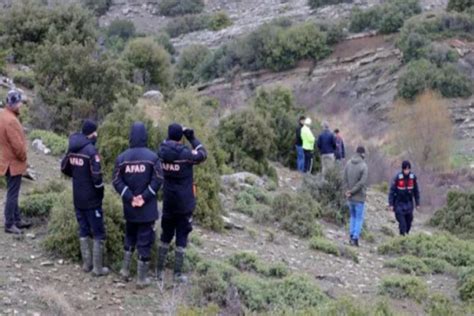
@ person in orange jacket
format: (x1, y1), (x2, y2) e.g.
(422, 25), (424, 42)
(0, 90), (31, 234)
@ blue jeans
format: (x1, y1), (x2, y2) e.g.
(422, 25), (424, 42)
(349, 201), (365, 239)
(296, 145), (305, 172)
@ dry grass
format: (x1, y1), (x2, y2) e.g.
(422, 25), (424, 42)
(36, 286), (75, 316)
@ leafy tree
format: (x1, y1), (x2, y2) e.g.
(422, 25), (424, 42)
(397, 59), (437, 100)
(33, 42), (137, 133)
(106, 19), (136, 40)
(175, 44), (211, 87)
(122, 37), (172, 90)
(447, 0), (474, 12)
(433, 64), (472, 98)
(0, 1), (96, 64)
(158, 0), (205, 16)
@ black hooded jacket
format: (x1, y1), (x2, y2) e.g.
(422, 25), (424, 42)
(113, 122), (163, 223)
(61, 133), (104, 210)
(158, 135), (207, 216)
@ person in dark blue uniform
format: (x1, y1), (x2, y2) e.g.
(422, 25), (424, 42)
(156, 123), (207, 284)
(389, 160), (420, 236)
(113, 122), (163, 288)
(61, 120), (109, 276)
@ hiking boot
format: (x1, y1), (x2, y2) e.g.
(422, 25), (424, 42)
(137, 260), (151, 289)
(120, 250), (133, 280)
(92, 240), (109, 277)
(15, 220), (32, 229)
(156, 244), (169, 283)
(5, 224), (22, 235)
(79, 237), (93, 272)
(353, 239), (359, 247)
(173, 247), (187, 284)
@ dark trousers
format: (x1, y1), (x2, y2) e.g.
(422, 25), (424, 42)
(395, 212), (414, 236)
(160, 214), (193, 248)
(304, 150), (313, 173)
(4, 170), (22, 228)
(124, 221), (156, 261)
(75, 207), (106, 240)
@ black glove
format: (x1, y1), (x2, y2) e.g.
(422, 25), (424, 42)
(97, 186), (105, 200)
(183, 128), (195, 140)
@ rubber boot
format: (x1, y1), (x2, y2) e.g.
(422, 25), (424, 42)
(92, 239), (109, 277)
(173, 247), (187, 284)
(119, 250), (133, 280)
(79, 237), (93, 272)
(156, 244), (169, 282)
(137, 260), (151, 289)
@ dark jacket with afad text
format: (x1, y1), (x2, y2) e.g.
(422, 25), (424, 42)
(158, 136), (207, 216)
(61, 133), (104, 210)
(113, 123), (163, 223)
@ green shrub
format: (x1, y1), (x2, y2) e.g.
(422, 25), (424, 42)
(234, 187), (272, 217)
(13, 71), (35, 89)
(177, 305), (220, 316)
(106, 19), (136, 41)
(208, 11), (233, 31)
(29, 130), (68, 156)
(33, 42), (136, 133)
(0, 2), (97, 64)
(272, 192), (323, 238)
(233, 273), (327, 312)
(20, 193), (58, 218)
(82, 0), (112, 16)
(159, 0), (205, 17)
(459, 268), (474, 302)
(384, 255), (430, 275)
(433, 64), (472, 98)
(300, 169), (347, 225)
(379, 276), (428, 302)
(448, 0), (474, 12)
(431, 191), (474, 239)
(425, 293), (466, 316)
(175, 44), (211, 87)
(155, 33), (176, 56)
(378, 233), (474, 268)
(397, 59), (437, 100)
(43, 188), (125, 270)
(165, 14), (209, 38)
(308, 0), (350, 9)
(427, 43), (458, 67)
(320, 22), (347, 45)
(349, 0), (421, 34)
(228, 251), (289, 278)
(309, 237), (359, 263)
(218, 110), (277, 179)
(314, 298), (394, 316)
(122, 37), (172, 90)
(398, 32), (431, 63)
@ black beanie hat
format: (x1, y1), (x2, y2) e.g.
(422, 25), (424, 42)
(356, 146), (366, 154)
(168, 123), (183, 141)
(82, 119), (97, 136)
(402, 160), (411, 170)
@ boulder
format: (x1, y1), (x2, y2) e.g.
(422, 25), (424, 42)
(143, 90), (164, 102)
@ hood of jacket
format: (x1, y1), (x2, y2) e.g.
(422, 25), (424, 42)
(68, 133), (91, 153)
(129, 122), (148, 148)
(350, 154), (364, 165)
(158, 140), (185, 162)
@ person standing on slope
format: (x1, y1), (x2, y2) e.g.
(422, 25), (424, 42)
(317, 121), (337, 176)
(334, 129), (346, 165)
(295, 116), (306, 173)
(113, 122), (163, 288)
(301, 117), (315, 173)
(389, 161), (420, 236)
(344, 146), (368, 247)
(0, 90), (31, 234)
(61, 120), (109, 276)
(156, 124), (207, 284)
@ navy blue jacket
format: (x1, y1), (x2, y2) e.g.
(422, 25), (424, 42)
(61, 133), (104, 210)
(317, 129), (337, 155)
(158, 136), (207, 216)
(335, 135), (345, 160)
(113, 123), (163, 223)
(389, 172), (420, 214)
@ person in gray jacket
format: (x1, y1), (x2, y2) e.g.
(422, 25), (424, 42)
(343, 146), (368, 247)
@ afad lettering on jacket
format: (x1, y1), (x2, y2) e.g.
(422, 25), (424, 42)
(69, 157), (84, 166)
(125, 164), (146, 173)
(161, 162), (180, 172)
